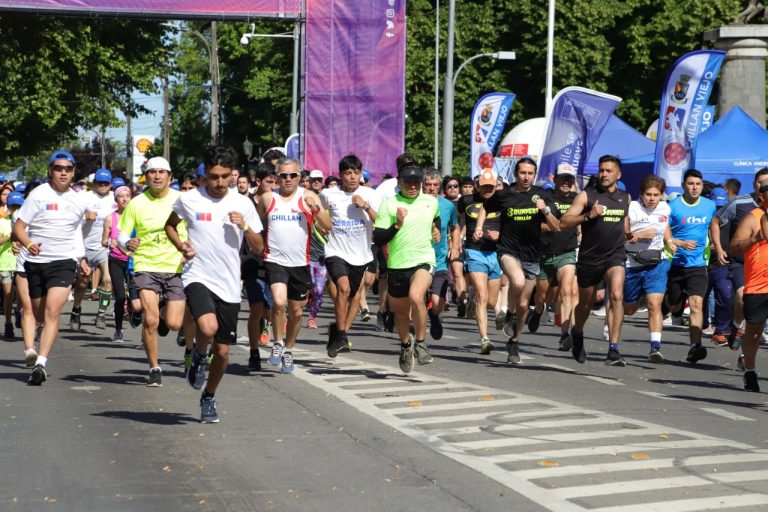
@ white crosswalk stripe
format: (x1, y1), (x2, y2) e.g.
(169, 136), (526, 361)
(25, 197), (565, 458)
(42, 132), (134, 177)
(257, 346), (768, 511)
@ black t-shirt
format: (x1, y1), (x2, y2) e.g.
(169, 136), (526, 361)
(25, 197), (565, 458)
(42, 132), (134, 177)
(458, 193), (500, 252)
(579, 186), (630, 265)
(542, 191), (578, 255)
(483, 186), (557, 263)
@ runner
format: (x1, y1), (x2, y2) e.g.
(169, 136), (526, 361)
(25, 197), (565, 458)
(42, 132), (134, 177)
(560, 155), (630, 366)
(529, 163), (580, 351)
(257, 158), (329, 374)
(101, 185), (135, 343)
(319, 154), (380, 355)
(475, 158), (559, 365)
(0, 185), (16, 338)
(623, 175), (671, 363)
(8, 190), (35, 365)
(422, 168), (459, 341)
(118, 156), (185, 387)
(166, 145), (264, 422)
(13, 150), (92, 385)
(664, 169), (717, 364)
(727, 182), (768, 391)
(373, 163), (440, 374)
(457, 169), (501, 354)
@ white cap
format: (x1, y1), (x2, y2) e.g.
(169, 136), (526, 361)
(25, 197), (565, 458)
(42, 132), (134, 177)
(556, 163), (577, 177)
(145, 156), (172, 173)
(309, 169), (324, 179)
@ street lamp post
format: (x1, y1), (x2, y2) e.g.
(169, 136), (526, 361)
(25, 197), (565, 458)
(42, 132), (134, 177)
(163, 22), (220, 146)
(240, 23), (300, 135)
(440, 51), (516, 177)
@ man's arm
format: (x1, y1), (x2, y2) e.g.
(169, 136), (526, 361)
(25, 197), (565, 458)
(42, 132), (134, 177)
(304, 190), (332, 232)
(560, 191), (589, 230)
(710, 217), (728, 265)
(729, 214), (760, 257)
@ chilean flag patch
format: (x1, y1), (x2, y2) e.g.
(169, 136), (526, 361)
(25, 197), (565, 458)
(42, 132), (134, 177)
(196, 212), (212, 221)
(45, 203), (59, 211)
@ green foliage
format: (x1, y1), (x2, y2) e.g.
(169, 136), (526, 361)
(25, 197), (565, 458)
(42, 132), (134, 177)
(0, 15), (167, 162)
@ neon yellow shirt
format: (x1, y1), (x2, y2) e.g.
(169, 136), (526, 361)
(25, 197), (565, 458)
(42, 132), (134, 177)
(0, 217), (15, 271)
(119, 189), (182, 273)
(374, 192), (439, 269)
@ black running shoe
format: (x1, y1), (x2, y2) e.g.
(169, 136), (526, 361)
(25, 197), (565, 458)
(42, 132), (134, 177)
(327, 331), (350, 358)
(28, 364), (47, 386)
(69, 309), (81, 331)
(503, 311), (517, 338)
(176, 331), (186, 347)
(428, 310), (443, 340)
(605, 348), (626, 367)
(248, 351), (262, 371)
(157, 300), (169, 337)
(558, 332), (572, 352)
(571, 330), (587, 364)
(648, 348), (664, 363)
(457, 301), (467, 318)
(527, 309), (542, 334)
(685, 344), (707, 364)
(129, 311), (143, 329)
(744, 370), (760, 392)
(384, 311), (395, 333)
(375, 312), (386, 332)
(506, 340), (521, 365)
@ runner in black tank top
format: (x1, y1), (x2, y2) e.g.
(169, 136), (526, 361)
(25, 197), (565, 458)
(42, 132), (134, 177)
(560, 156), (630, 367)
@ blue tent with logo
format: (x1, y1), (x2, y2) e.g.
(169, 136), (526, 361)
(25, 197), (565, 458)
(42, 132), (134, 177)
(583, 115), (655, 196)
(692, 106), (768, 193)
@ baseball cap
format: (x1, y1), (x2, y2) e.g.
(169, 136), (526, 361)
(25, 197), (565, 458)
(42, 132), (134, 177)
(0, 174), (7, 183)
(617, 181), (627, 191)
(196, 163), (206, 177)
(398, 164), (424, 181)
(94, 168), (112, 183)
(111, 177), (126, 189)
(49, 149), (76, 164)
(309, 170), (324, 179)
(541, 181), (555, 190)
(362, 170), (371, 184)
(145, 156), (172, 173)
(478, 168), (496, 186)
(15, 183), (26, 193)
(556, 163), (577, 177)
(710, 187), (728, 206)
(170, 182), (180, 191)
(7, 191), (23, 206)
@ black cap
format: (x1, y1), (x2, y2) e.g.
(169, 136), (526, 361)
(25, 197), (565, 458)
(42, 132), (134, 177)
(398, 164), (424, 180)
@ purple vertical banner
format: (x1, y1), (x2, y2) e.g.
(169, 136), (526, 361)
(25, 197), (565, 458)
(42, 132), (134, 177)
(304, 0), (406, 185)
(0, 1), (301, 18)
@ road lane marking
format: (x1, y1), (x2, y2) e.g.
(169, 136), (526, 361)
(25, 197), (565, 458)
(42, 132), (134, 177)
(700, 407), (757, 421)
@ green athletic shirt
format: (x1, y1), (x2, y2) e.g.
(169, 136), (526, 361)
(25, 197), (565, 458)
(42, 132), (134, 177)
(119, 188), (182, 273)
(0, 217), (14, 271)
(374, 191), (439, 269)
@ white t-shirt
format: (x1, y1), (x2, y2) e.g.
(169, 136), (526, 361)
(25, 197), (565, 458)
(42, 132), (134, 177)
(375, 177), (399, 201)
(18, 183), (88, 263)
(320, 185), (381, 265)
(172, 187), (262, 303)
(625, 200), (671, 269)
(81, 190), (116, 251)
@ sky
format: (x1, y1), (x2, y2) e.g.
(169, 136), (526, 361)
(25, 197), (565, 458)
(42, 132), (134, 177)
(105, 92), (164, 146)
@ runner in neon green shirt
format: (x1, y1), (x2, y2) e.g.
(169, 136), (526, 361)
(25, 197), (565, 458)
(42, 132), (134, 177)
(374, 164), (440, 374)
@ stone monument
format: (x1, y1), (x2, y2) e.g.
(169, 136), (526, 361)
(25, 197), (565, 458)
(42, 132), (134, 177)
(703, 1), (768, 128)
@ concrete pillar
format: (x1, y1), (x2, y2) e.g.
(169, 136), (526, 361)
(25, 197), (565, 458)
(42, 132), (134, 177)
(704, 25), (768, 128)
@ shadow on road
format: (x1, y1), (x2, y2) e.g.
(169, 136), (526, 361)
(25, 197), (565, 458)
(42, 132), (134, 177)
(92, 410), (197, 425)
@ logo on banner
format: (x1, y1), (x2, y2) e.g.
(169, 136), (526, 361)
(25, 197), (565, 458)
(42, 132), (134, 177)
(664, 107), (685, 131)
(662, 136), (688, 168)
(672, 75), (691, 104)
(562, 99), (600, 129)
(479, 105), (494, 126)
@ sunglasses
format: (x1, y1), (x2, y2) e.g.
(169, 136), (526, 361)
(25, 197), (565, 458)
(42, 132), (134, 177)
(52, 165), (75, 172)
(445, 184), (459, 189)
(279, 173), (300, 180)
(180, 186), (196, 191)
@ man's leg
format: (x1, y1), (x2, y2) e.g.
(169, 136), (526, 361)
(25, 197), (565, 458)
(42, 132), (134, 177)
(37, 287), (71, 359)
(270, 282), (288, 343)
(138, 289), (161, 369)
(408, 269), (433, 343)
(471, 272), (491, 339)
(688, 294), (704, 345)
(499, 255), (526, 337)
(605, 266), (625, 344)
(94, 259), (112, 327)
(334, 275), (353, 330)
(285, 298), (307, 350)
(556, 264), (577, 334)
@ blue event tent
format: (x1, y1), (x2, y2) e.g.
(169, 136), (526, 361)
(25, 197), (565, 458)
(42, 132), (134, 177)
(692, 106), (768, 193)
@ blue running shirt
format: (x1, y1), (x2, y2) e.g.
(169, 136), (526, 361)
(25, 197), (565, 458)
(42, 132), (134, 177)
(668, 195), (717, 267)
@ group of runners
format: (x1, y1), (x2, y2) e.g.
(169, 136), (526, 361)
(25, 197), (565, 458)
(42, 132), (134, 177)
(7, 146), (766, 423)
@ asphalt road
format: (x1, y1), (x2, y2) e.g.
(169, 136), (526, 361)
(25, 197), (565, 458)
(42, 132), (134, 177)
(1, 297), (767, 512)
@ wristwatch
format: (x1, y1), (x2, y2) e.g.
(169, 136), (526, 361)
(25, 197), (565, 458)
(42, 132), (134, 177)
(544, 206), (552, 216)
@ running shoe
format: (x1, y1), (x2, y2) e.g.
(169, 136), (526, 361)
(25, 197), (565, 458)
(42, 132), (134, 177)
(702, 325), (715, 336)
(571, 330), (587, 364)
(670, 315), (684, 327)
(506, 340), (521, 365)
(465, 298), (476, 319)
(281, 350), (295, 374)
(146, 367), (162, 387)
(112, 330), (124, 343)
(94, 315), (106, 330)
(129, 311), (142, 329)
(248, 351), (261, 371)
(503, 311), (517, 338)
(399, 340), (415, 374)
(375, 312), (386, 332)
(207, 350), (214, 366)
(184, 351), (192, 372)
(494, 311), (506, 331)
(527, 309), (542, 334)
(592, 305), (606, 318)
(307, 317), (318, 329)
(457, 300), (467, 318)
(479, 336), (495, 355)
(157, 300), (169, 337)
(744, 370), (760, 392)
(268, 343), (284, 366)
(727, 327), (743, 351)
(605, 348), (626, 367)
(414, 342), (433, 365)
(711, 332), (728, 347)
(24, 348), (37, 367)
(14, 310), (21, 329)
(69, 309), (81, 331)
(360, 308), (371, 322)
(28, 364), (47, 386)
(4, 322), (14, 339)
(384, 311), (395, 333)
(558, 332), (572, 352)
(176, 331), (186, 347)
(259, 324), (270, 345)
(685, 344), (708, 364)
(648, 348), (664, 363)
(737, 353), (746, 372)
(602, 325), (609, 341)
(186, 350), (207, 390)
(428, 310), (443, 340)
(200, 395), (220, 423)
